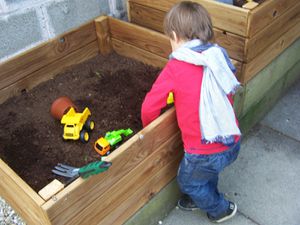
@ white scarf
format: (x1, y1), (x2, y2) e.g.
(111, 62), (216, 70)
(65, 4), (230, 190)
(171, 40), (241, 144)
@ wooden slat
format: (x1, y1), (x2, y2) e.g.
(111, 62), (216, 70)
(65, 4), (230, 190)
(109, 17), (171, 58)
(242, 1), (259, 10)
(213, 28), (245, 62)
(94, 16), (112, 55)
(0, 21), (97, 91)
(99, 150), (182, 225)
(42, 108), (179, 224)
(129, 2), (246, 61)
(0, 160), (50, 225)
(0, 41), (99, 104)
(128, 0), (249, 36)
(112, 37), (241, 79)
(38, 179), (65, 202)
(243, 24), (300, 83)
(65, 132), (182, 225)
(232, 59), (243, 82)
(112, 39), (168, 68)
(127, 0), (132, 21)
(246, 2), (300, 62)
(248, 0), (299, 37)
(129, 2), (166, 33)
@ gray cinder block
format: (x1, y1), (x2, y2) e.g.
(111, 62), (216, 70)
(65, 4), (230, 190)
(0, 9), (43, 59)
(46, 0), (110, 35)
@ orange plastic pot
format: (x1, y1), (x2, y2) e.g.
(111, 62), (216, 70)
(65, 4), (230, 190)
(50, 96), (77, 120)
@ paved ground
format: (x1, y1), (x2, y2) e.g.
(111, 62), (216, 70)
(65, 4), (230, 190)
(162, 79), (300, 225)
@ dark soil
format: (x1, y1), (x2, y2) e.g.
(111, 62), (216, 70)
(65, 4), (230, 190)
(0, 52), (160, 192)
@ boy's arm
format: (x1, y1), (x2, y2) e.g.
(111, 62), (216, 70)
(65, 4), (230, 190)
(141, 63), (174, 127)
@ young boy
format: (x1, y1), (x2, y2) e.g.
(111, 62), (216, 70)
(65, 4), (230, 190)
(141, 1), (241, 223)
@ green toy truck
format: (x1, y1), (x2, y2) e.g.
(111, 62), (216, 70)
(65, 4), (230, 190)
(94, 128), (133, 156)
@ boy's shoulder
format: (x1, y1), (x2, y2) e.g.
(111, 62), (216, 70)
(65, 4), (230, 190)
(167, 58), (203, 71)
(168, 58), (198, 67)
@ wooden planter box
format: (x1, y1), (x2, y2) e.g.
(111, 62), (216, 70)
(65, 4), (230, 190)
(128, 0), (300, 83)
(0, 16), (184, 225)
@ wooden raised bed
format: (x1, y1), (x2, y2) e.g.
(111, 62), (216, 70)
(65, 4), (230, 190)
(0, 16), (184, 225)
(128, 0), (300, 83)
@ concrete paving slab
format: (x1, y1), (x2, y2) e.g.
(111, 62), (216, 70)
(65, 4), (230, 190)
(261, 78), (300, 141)
(162, 207), (257, 225)
(219, 125), (300, 225)
(162, 121), (300, 225)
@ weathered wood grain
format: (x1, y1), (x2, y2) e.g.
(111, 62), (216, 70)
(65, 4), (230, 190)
(243, 24), (300, 83)
(109, 17), (171, 58)
(129, 0), (249, 36)
(112, 39), (168, 68)
(248, 0), (299, 37)
(42, 108), (180, 224)
(0, 41), (99, 104)
(95, 17), (112, 55)
(246, 2), (300, 62)
(129, 2), (246, 61)
(67, 132), (182, 225)
(99, 147), (182, 225)
(0, 160), (50, 225)
(0, 21), (96, 91)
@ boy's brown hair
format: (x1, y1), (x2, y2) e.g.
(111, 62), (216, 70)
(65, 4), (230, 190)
(164, 1), (213, 43)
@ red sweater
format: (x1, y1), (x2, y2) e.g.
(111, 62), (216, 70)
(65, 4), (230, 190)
(141, 59), (239, 155)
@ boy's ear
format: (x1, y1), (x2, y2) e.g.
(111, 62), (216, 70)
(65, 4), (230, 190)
(172, 31), (179, 42)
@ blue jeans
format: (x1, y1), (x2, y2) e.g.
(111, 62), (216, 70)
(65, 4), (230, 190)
(177, 141), (240, 217)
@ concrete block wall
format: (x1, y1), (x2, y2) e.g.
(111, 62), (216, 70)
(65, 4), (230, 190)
(0, 0), (127, 62)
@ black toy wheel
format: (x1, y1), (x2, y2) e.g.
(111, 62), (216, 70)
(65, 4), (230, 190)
(80, 130), (89, 143)
(84, 119), (95, 131)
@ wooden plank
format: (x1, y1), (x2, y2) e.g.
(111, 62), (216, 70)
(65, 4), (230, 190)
(128, 0), (249, 36)
(248, 0), (299, 37)
(127, 0), (132, 21)
(242, 1), (259, 10)
(129, 2), (246, 61)
(112, 37), (241, 78)
(38, 179), (65, 201)
(94, 16), (112, 55)
(214, 28), (245, 62)
(129, 2), (165, 33)
(0, 41), (99, 104)
(109, 17), (171, 58)
(99, 150), (182, 225)
(246, 2), (300, 62)
(242, 24), (300, 83)
(232, 59), (242, 82)
(0, 21), (97, 91)
(42, 108), (179, 224)
(112, 39), (168, 68)
(65, 132), (182, 225)
(0, 159), (50, 225)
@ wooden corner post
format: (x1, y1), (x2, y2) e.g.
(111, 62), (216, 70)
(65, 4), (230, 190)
(95, 16), (112, 55)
